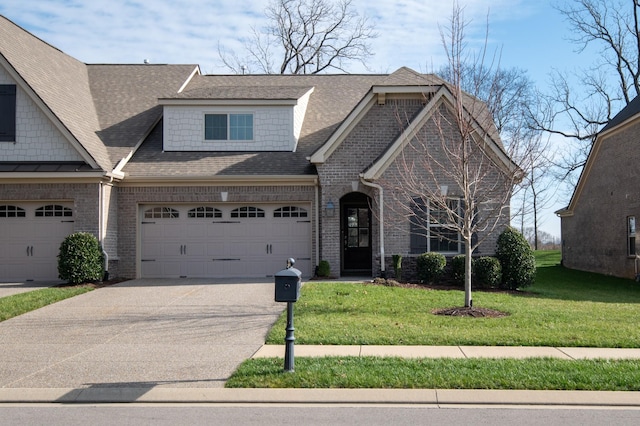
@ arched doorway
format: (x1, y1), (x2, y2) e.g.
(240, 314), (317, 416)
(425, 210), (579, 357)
(341, 192), (372, 275)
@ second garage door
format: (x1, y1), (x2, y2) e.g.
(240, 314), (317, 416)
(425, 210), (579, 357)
(140, 204), (312, 278)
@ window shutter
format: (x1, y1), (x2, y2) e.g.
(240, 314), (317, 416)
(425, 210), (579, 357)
(0, 85), (16, 142)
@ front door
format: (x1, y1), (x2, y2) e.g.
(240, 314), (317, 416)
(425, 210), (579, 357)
(341, 193), (372, 274)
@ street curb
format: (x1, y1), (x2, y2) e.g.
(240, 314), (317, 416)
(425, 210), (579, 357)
(1, 388), (639, 406)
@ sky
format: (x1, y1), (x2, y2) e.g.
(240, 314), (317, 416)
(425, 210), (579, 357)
(0, 0), (594, 238)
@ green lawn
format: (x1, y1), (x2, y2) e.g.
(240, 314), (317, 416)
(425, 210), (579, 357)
(228, 251), (640, 389)
(0, 286), (93, 322)
(265, 251), (640, 347)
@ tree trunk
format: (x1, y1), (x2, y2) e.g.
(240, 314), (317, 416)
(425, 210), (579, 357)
(464, 236), (472, 307)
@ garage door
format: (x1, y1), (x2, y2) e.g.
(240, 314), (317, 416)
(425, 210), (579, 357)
(140, 204), (312, 278)
(0, 203), (74, 282)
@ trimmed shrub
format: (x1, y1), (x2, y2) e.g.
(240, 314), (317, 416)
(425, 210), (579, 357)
(57, 232), (104, 285)
(495, 227), (536, 290)
(451, 255), (473, 287)
(474, 256), (502, 288)
(392, 254), (403, 282)
(317, 260), (331, 278)
(416, 252), (446, 284)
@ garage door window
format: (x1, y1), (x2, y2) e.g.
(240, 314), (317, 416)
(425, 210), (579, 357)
(274, 206), (308, 218)
(188, 207), (222, 218)
(0, 205), (26, 217)
(145, 207), (179, 219)
(231, 206), (265, 218)
(35, 205), (72, 217)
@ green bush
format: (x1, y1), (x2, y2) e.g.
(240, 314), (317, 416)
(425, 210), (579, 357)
(317, 260), (331, 278)
(474, 256), (502, 288)
(416, 252), (446, 284)
(57, 232), (104, 285)
(451, 255), (473, 287)
(495, 227), (536, 290)
(392, 254), (403, 282)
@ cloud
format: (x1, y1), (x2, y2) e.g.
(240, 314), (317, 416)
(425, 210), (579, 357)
(1, 0), (529, 74)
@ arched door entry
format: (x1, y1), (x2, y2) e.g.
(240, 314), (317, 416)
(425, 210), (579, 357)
(341, 192), (372, 275)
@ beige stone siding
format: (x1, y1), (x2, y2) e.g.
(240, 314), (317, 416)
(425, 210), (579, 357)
(561, 123), (640, 279)
(117, 184), (316, 278)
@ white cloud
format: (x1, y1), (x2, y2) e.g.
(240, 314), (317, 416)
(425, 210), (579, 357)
(1, 0), (531, 74)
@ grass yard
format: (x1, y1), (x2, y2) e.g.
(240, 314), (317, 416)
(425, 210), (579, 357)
(0, 286), (94, 322)
(228, 251), (640, 389)
(226, 357), (640, 390)
(264, 251), (640, 348)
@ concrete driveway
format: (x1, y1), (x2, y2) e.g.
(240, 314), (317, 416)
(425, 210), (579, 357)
(0, 278), (285, 389)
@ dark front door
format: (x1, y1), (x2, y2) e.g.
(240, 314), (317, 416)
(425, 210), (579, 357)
(342, 194), (372, 274)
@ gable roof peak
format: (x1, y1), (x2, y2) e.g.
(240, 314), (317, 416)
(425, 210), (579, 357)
(380, 66), (445, 87)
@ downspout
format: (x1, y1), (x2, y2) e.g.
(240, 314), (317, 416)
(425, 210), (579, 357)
(99, 181), (109, 281)
(315, 182), (320, 273)
(359, 177), (385, 277)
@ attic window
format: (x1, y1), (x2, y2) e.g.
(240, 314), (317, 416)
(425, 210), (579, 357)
(0, 85), (16, 142)
(205, 113), (253, 141)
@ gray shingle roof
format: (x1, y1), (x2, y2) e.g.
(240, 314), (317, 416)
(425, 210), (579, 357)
(1, 15), (197, 171)
(124, 73), (389, 177)
(0, 15), (107, 170)
(88, 64), (198, 166)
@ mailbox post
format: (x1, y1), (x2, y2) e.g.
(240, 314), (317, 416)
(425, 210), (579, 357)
(274, 258), (301, 373)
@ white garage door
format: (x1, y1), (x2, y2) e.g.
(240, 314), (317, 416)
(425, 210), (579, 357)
(140, 204), (312, 278)
(0, 203), (74, 282)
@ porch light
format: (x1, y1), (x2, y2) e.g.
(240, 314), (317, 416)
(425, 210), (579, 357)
(221, 191), (228, 202)
(440, 185), (448, 197)
(325, 200), (335, 217)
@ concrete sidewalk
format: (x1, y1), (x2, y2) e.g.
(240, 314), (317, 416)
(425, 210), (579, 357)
(1, 387), (639, 407)
(253, 344), (640, 360)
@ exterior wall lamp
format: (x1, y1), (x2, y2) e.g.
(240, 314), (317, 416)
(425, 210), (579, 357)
(221, 191), (228, 202)
(325, 200), (335, 217)
(440, 185), (448, 197)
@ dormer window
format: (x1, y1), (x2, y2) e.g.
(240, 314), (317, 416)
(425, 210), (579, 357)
(205, 113), (253, 141)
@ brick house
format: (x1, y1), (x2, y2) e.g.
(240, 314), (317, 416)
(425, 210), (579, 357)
(557, 96), (640, 279)
(0, 16), (513, 282)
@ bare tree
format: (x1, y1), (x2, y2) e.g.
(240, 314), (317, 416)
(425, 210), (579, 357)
(382, 4), (523, 308)
(219, 0), (377, 74)
(535, 0), (640, 178)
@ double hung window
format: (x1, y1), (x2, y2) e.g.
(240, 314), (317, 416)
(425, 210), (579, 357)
(410, 197), (462, 254)
(628, 216), (636, 257)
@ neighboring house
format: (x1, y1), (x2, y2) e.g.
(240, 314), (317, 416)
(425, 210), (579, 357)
(0, 15), (512, 282)
(557, 96), (640, 279)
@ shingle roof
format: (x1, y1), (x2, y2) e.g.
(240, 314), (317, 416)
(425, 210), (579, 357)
(601, 95), (640, 133)
(0, 15), (107, 170)
(123, 73), (389, 177)
(0, 15), (197, 171)
(88, 64), (198, 166)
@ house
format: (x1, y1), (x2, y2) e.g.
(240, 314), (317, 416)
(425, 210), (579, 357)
(0, 15), (513, 282)
(557, 96), (640, 279)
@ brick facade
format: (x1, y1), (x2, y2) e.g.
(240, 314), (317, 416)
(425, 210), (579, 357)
(316, 96), (510, 279)
(561, 122), (640, 279)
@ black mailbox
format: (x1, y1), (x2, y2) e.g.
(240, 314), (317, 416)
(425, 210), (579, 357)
(275, 259), (302, 302)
